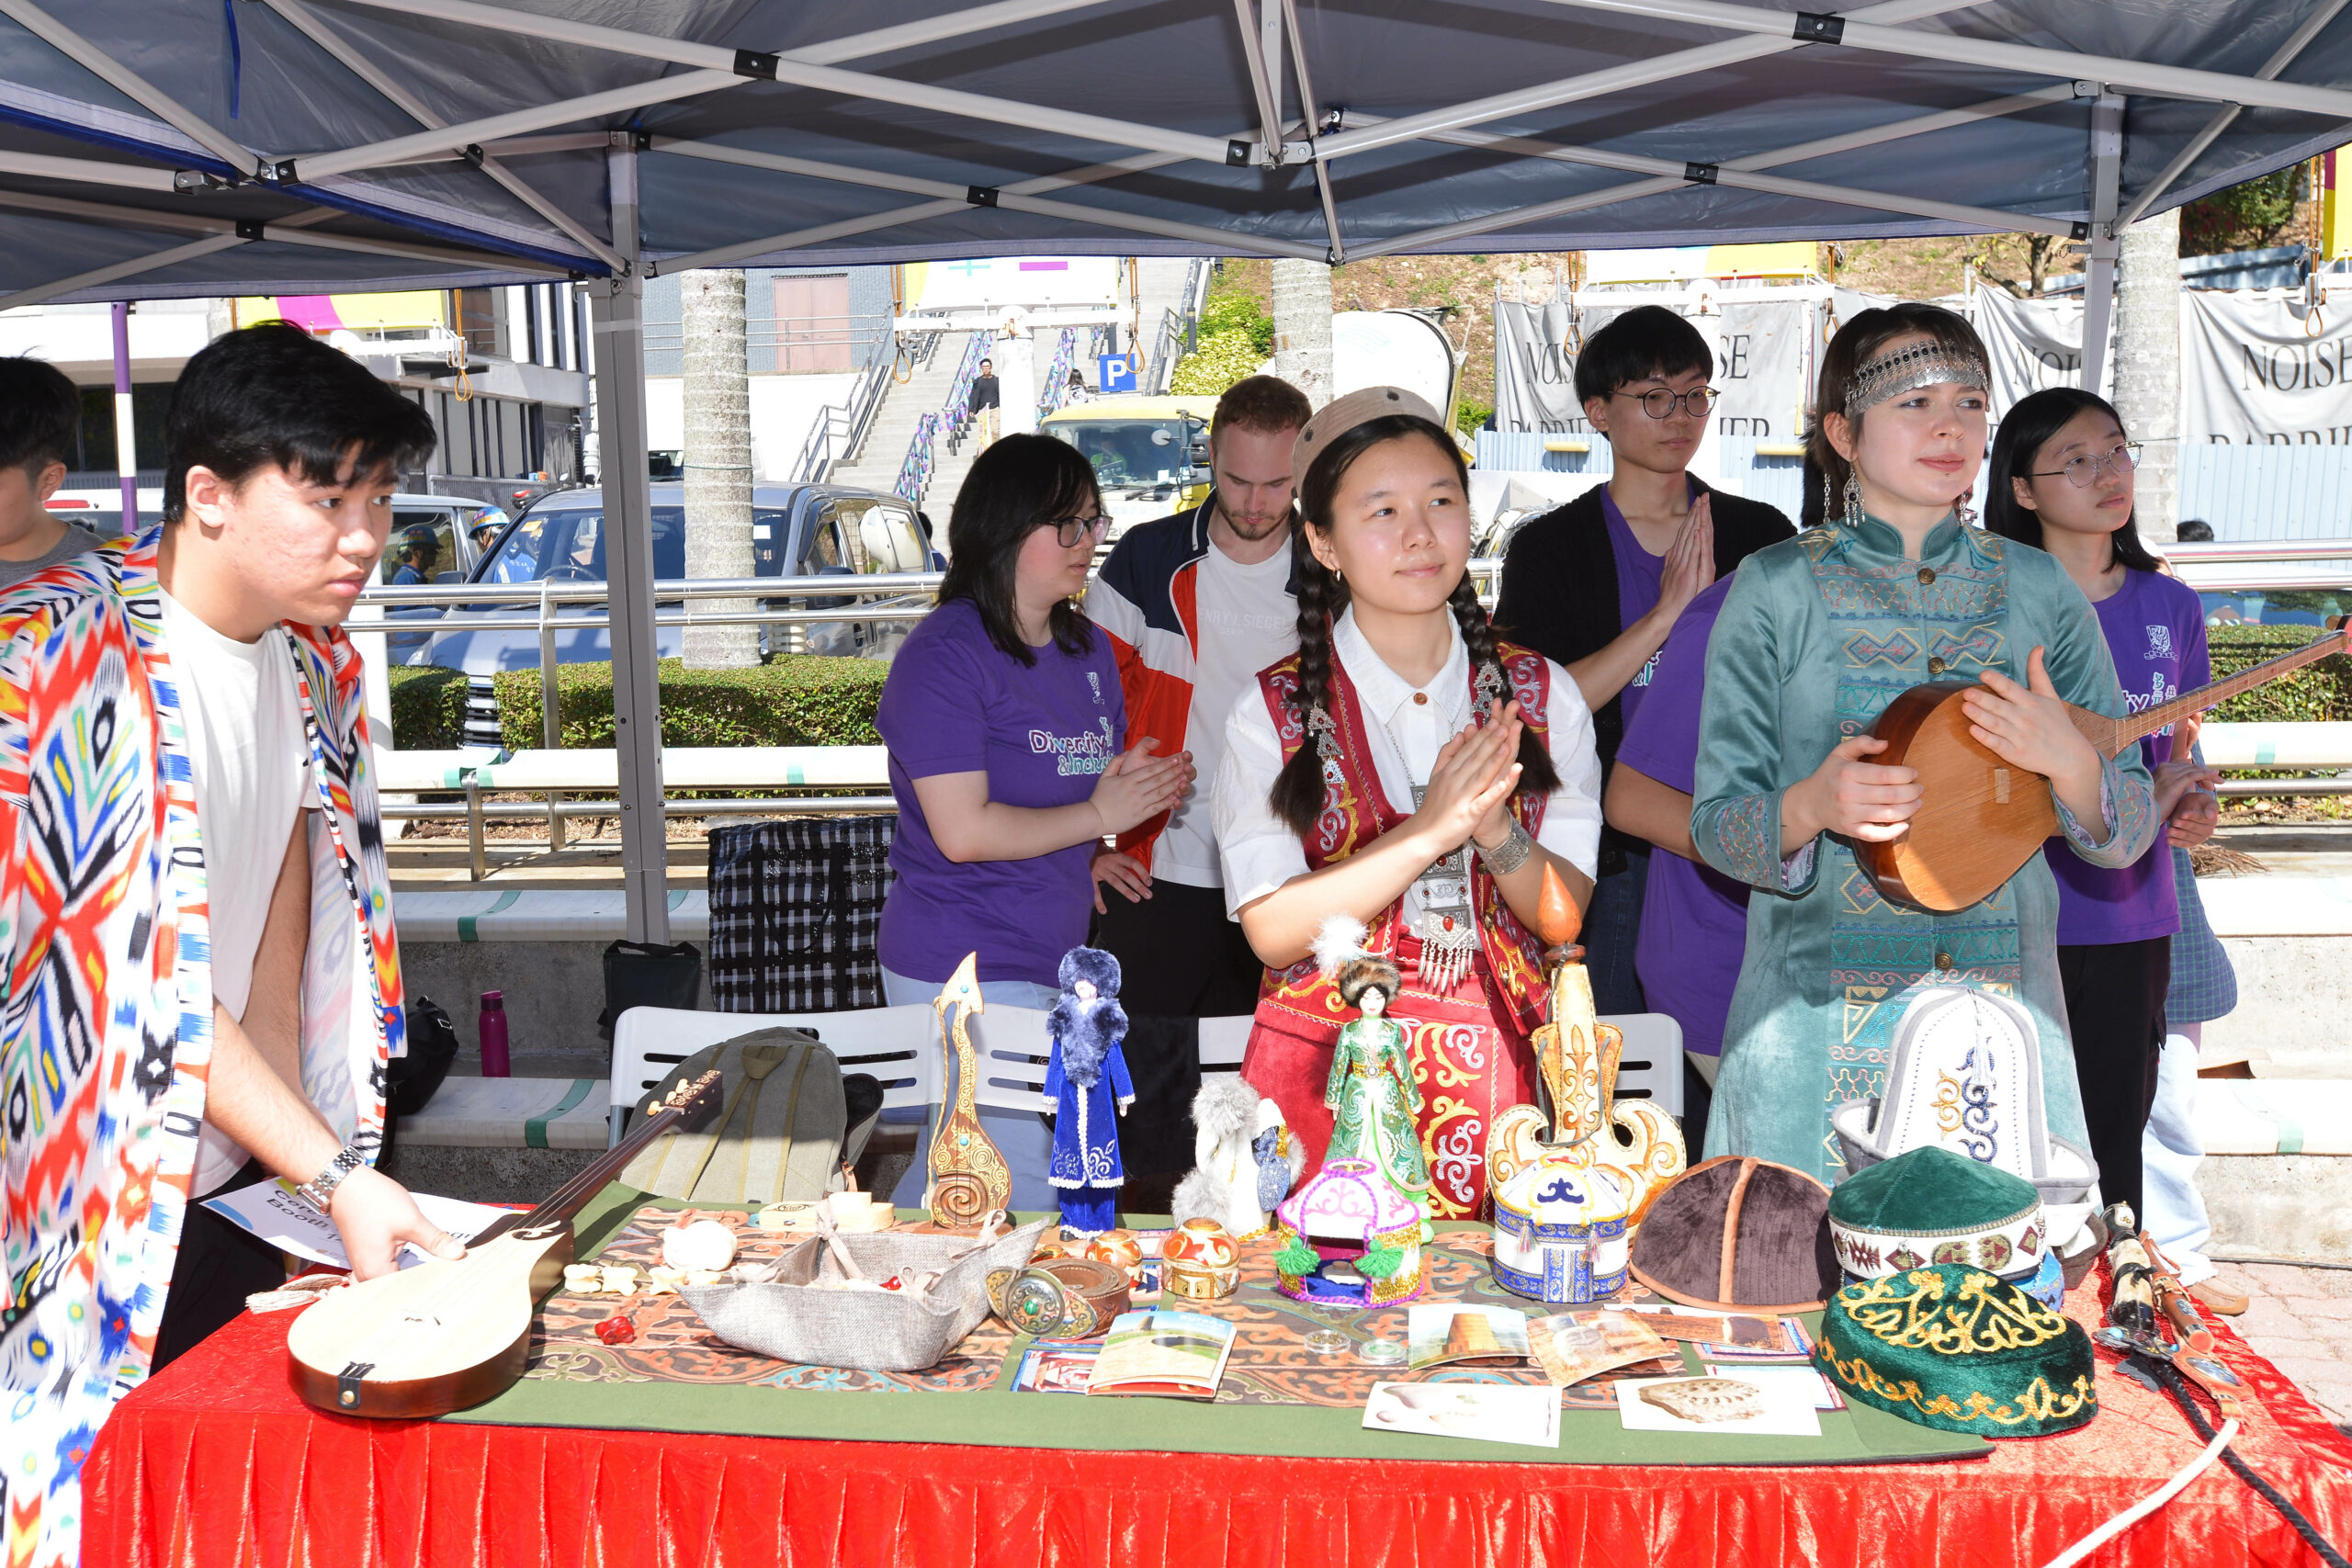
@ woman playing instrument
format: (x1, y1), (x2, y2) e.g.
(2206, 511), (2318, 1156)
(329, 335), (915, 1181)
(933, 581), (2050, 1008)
(1691, 305), (2157, 1180)
(876, 434), (1193, 1208)
(1984, 388), (2218, 1221)
(1214, 388), (1603, 1218)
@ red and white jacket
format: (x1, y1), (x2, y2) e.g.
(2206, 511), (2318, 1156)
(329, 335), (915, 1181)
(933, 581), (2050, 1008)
(1087, 496), (1299, 872)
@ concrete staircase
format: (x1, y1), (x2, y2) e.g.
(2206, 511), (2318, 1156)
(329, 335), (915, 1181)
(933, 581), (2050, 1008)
(1132, 256), (1205, 390)
(830, 330), (980, 515)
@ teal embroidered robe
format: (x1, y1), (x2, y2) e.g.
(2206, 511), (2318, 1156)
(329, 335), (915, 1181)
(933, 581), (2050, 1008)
(1690, 515), (2155, 1180)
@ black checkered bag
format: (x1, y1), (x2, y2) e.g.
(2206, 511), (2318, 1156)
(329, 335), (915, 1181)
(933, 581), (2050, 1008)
(707, 817), (896, 1012)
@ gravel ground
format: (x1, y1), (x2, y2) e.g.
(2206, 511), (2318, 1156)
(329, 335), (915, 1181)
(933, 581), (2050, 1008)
(2207, 1258), (2352, 1432)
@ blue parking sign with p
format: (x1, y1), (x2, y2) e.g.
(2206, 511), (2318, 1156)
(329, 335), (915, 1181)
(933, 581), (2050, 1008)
(1099, 353), (1138, 394)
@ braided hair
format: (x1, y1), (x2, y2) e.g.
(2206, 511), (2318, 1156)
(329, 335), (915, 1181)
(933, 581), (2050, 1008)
(1268, 414), (1562, 838)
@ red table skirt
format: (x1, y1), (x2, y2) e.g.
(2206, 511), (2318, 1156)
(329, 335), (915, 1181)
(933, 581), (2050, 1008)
(87, 1305), (2352, 1568)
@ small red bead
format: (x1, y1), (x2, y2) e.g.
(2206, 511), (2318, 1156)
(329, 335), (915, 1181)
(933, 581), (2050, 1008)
(595, 1315), (637, 1345)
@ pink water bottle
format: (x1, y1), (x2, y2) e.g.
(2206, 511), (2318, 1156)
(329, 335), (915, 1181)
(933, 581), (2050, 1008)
(478, 990), (512, 1077)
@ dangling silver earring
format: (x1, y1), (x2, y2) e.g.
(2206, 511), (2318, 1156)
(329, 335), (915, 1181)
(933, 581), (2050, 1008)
(1818, 466), (1832, 528)
(1841, 474), (1864, 528)
(1953, 493), (1979, 528)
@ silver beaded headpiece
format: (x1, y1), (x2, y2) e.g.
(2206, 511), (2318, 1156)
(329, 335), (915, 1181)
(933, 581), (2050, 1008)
(1844, 338), (1988, 419)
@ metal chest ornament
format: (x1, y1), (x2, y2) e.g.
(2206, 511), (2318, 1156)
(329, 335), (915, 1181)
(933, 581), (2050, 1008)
(1484, 867), (1686, 1290)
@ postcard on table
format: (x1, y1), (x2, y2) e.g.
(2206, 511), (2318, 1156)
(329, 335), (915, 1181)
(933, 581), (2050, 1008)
(1085, 1310), (1235, 1399)
(1616, 1373), (1824, 1438)
(1627, 1306), (1813, 1360)
(1704, 1364), (1847, 1412)
(1363, 1382), (1560, 1449)
(1012, 1341), (1102, 1394)
(1407, 1304), (1532, 1370)
(1528, 1309), (1675, 1387)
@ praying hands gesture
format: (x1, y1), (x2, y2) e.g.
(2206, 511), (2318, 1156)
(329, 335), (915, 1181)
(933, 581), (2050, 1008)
(1657, 492), (1716, 625)
(1409, 699), (1525, 858)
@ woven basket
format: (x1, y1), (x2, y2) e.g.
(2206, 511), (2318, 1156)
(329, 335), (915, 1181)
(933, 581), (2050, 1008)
(681, 1217), (1053, 1371)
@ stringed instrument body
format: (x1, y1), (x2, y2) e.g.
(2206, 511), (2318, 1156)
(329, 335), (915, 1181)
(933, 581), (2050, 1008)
(1862, 630), (2347, 912)
(287, 1071), (721, 1418)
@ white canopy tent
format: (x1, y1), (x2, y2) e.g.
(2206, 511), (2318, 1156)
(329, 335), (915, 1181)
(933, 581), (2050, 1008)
(4, 0), (2349, 938)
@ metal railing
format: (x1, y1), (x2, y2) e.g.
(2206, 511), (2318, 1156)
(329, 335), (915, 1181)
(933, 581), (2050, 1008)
(1149, 258), (1210, 394)
(786, 330), (935, 485)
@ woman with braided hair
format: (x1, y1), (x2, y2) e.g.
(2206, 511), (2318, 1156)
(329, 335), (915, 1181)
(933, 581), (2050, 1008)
(1212, 388), (1603, 1218)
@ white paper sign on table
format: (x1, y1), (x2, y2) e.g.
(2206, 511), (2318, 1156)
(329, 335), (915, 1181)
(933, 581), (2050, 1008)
(199, 1179), (512, 1270)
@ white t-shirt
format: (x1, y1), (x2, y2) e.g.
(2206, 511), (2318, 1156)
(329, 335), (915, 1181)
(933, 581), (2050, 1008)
(160, 589), (315, 1195)
(1156, 538), (1297, 887)
(1212, 608), (1603, 922)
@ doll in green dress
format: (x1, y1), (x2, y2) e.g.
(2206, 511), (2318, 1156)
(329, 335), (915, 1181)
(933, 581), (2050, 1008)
(1315, 917), (1434, 1228)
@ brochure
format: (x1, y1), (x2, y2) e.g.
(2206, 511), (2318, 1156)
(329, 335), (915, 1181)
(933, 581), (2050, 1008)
(1616, 1372), (1824, 1438)
(1406, 1303), (1532, 1370)
(200, 1179), (511, 1271)
(1527, 1309), (1675, 1387)
(1363, 1382), (1559, 1449)
(1704, 1363), (1847, 1412)
(1011, 1340), (1102, 1394)
(1084, 1310), (1235, 1400)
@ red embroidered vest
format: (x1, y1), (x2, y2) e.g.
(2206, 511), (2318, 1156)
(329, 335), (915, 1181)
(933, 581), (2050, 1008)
(1251, 640), (1555, 1042)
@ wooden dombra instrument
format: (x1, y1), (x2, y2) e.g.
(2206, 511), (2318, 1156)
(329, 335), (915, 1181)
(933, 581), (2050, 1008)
(1862, 629), (2347, 912)
(288, 1071), (721, 1418)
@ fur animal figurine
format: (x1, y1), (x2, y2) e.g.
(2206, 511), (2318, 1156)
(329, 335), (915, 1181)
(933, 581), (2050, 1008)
(1174, 1077), (1306, 1240)
(1044, 946), (1133, 1235)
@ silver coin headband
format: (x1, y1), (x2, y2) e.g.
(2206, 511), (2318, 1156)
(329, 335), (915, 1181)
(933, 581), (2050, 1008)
(1844, 338), (1989, 419)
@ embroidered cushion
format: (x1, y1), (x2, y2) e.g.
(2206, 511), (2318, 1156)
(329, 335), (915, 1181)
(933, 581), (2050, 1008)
(1814, 1264), (2097, 1438)
(1625, 1156), (1840, 1312)
(1827, 1145), (2043, 1279)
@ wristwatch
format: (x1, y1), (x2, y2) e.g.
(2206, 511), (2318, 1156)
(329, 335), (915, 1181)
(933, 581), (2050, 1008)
(1475, 817), (1535, 876)
(297, 1146), (368, 1213)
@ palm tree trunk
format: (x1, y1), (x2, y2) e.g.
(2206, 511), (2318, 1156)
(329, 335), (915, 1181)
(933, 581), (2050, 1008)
(1271, 259), (1336, 409)
(682, 268), (758, 668)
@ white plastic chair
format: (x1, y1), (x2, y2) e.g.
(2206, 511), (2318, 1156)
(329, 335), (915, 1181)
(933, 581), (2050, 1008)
(1601, 1011), (1685, 1120)
(1198, 1015), (1253, 1073)
(608, 1004), (936, 1147)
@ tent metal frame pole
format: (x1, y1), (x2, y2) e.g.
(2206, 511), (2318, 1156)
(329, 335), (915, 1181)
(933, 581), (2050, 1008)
(2116, 0), (2352, 230)
(647, 143), (1206, 275)
(0, 233), (246, 312)
(321, 0), (1280, 175)
(292, 71), (741, 183)
(1316, 0), (1969, 164)
(0, 186), (566, 275)
(1348, 83), (2083, 261)
(1527, 0), (2352, 119)
(0, 0), (258, 173)
(592, 135), (669, 945)
(260, 0), (623, 269)
(1231, 0), (1285, 164)
(0, 151), (177, 191)
(2079, 93), (2127, 393)
(645, 139), (1329, 268)
(1279, 0), (1347, 262)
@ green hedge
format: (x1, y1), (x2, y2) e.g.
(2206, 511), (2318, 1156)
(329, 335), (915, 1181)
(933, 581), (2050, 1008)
(489, 657), (888, 750)
(386, 665), (469, 750)
(2205, 625), (2352, 725)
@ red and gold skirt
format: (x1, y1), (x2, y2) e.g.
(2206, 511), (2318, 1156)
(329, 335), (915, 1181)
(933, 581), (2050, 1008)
(1240, 933), (1537, 1220)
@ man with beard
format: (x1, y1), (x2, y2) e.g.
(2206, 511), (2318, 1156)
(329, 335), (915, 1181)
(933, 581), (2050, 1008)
(1088, 375), (1311, 1019)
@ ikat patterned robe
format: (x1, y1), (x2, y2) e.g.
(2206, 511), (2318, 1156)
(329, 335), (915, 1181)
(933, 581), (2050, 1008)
(0, 533), (401, 1568)
(1691, 515), (2155, 1181)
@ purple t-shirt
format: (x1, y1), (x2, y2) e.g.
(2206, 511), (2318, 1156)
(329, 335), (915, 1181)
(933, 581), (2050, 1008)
(876, 597), (1125, 987)
(2047, 569), (2209, 946)
(1600, 487), (1668, 732)
(1614, 576), (1749, 1057)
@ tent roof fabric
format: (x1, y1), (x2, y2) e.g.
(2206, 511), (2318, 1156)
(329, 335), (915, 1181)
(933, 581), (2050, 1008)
(2, 0), (2348, 302)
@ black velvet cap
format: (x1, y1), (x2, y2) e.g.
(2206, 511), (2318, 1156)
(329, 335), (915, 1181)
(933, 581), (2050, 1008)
(1627, 1156), (1841, 1312)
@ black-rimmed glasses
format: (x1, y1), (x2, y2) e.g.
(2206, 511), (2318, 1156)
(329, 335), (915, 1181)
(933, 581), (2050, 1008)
(2030, 442), (2142, 488)
(1611, 386), (1719, 420)
(1049, 513), (1114, 547)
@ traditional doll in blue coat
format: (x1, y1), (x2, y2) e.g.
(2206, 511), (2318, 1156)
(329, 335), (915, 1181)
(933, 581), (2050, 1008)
(1045, 946), (1136, 1234)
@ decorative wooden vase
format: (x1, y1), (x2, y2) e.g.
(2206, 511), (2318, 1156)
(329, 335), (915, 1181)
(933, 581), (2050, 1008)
(1484, 868), (1687, 1232)
(925, 952), (1012, 1229)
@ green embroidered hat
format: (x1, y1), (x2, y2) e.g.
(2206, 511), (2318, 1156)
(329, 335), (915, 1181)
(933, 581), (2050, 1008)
(1814, 1264), (2097, 1438)
(1827, 1145), (2044, 1279)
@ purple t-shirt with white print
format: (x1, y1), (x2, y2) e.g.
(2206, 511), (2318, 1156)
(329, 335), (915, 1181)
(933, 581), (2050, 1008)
(877, 596), (1125, 987)
(2046, 568), (2210, 945)
(1614, 576), (1749, 1056)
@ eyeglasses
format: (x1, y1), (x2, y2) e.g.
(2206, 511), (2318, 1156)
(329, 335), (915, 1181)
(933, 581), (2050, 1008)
(1048, 513), (1114, 547)
(1612, 386), (1719, 420)
(2030, 441), (2143, 488)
